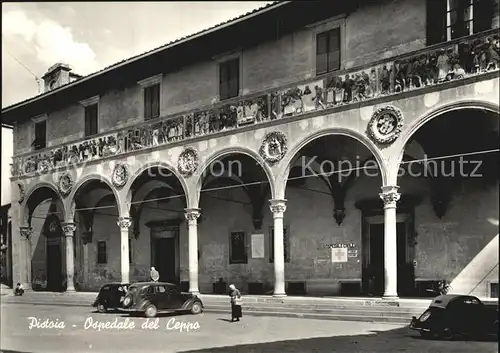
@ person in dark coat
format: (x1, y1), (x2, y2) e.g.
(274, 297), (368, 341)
(228, 284), (242, 322)
(14, 283), (24, 296)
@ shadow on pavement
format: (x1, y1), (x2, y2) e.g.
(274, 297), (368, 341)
(216, 318), (233, 323)
(177, 327), (498, 353)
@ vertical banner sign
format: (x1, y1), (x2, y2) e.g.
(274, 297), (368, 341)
(251, 234), (265, 258)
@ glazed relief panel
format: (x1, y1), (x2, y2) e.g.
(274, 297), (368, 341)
(11, 30), (499, 178)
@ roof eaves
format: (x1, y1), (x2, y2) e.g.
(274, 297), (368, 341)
(1, 1), (287, 114)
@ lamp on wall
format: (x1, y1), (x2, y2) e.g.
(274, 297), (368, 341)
(333, 208), (346, 226)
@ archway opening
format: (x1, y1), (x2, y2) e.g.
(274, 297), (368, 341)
(284, 134), (385, 297)
(399, 108), (499, 298)
(73, 179), (119, 291)
(24, 186), (65, 291)
(128, 166), (187, 287)
(197, 153), (272, 294)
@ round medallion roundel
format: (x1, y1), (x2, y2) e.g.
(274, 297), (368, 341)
(58, 172), (73, 198)
(259, 131), (288, 165)
(177, 147), (199, 177)
(367, 106), (404, 145)
(112, 163), (129, 188)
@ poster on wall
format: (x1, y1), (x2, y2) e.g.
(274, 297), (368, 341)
(251, 234), (265, 258)
(331, 247), (348, 263)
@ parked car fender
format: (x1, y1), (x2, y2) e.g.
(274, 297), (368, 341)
(181, 298), (200, 310)
(136, 299), (153, 312)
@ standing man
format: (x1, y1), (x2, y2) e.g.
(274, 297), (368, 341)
(150, 267), (159, 282)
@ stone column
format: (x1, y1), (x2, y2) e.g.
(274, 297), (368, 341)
(19, 227), (32, 290)
(269, 199), (287, 297)
(117, 217), (132, 284)
(379, 185), (401, 299)
(62, 222), (76, 292)
(185, 208), (201, 294)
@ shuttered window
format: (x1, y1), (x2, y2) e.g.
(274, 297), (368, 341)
(34, 121), (46, 149)
(84, 103), (98, 137)
(229, 231), (247, 264)
(316, 28), (341, 75)
(219, 58), (240, 100)
(97, 241), (107, 264)
(144, 83), (160, 120)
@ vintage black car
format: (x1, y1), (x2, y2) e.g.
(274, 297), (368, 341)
(409, 294), (499, 339)
(92, 283), (130, 313)
(121, 282), (203, 318)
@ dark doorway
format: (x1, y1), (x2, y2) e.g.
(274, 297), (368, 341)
(150, 224), (179, 285)
(364, 221), (414, 296)
(153, 237), (177, 283)
(46, 241), (63, 291)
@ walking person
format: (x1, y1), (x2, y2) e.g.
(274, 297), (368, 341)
(228, 284), (242, 322)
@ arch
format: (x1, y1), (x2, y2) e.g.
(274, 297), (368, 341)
(194, 146), (276, 207)
(395, 100), (500, 167)
(70, 174), (123, 216)
(277, 128), (387, 198)
(126, 161), (189, 209)
(22, 182), (66, 226)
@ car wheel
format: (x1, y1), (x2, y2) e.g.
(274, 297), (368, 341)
(190, 302), (202, 315)
(97, 303), (107, 313)
(144, 304), (157, 318)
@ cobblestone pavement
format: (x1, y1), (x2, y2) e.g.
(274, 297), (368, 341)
(1, 303), (497, 353)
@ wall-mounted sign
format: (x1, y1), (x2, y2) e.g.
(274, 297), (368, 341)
(331, 247), (348, 263)
(348, 250), (358, 258)
(251, 234), (265, 258)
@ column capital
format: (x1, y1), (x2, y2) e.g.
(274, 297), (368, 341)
(117, 217), (132, 230)
(269, 199), (287, 215)
(184, 208), (201, 222)
(20, 227), (33, 240)
(61, 222), (77, 236)
(379, 185), (400, 209)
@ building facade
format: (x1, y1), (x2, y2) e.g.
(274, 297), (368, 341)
(2, 0), (499, 298)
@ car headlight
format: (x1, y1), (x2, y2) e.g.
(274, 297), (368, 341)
(419, 311), (431, 322)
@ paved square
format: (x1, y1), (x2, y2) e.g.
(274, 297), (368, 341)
(1, 303), (497, 352)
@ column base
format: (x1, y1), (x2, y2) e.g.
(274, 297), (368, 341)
(382, 294), (399, 300)
(189, 290), (200, 296)
(65, 287), (76, 293)
(273, 292), (287, 297)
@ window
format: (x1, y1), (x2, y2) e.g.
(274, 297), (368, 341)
(219, 58), (240, 100)
(316, 28), (341, 75)
(144, 83), (160, 120)
(491, 283), (499, 298)
(426, 0), (495, 45)
(269, 226), (290, 263)
(33, 120), (46, 150)
(97, 241), (107, 264)
(229, 231), (247, 264)
(84, 103), (98, 137)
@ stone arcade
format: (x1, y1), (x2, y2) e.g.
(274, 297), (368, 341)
(2, 1), (499, 299)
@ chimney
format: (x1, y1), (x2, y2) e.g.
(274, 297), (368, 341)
(41, 63), (83, 92)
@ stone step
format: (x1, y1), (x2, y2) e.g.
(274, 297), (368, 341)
(202, 308), (413, 324)
(2, 295), (429, 311)
(204, 303), (422, 317)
